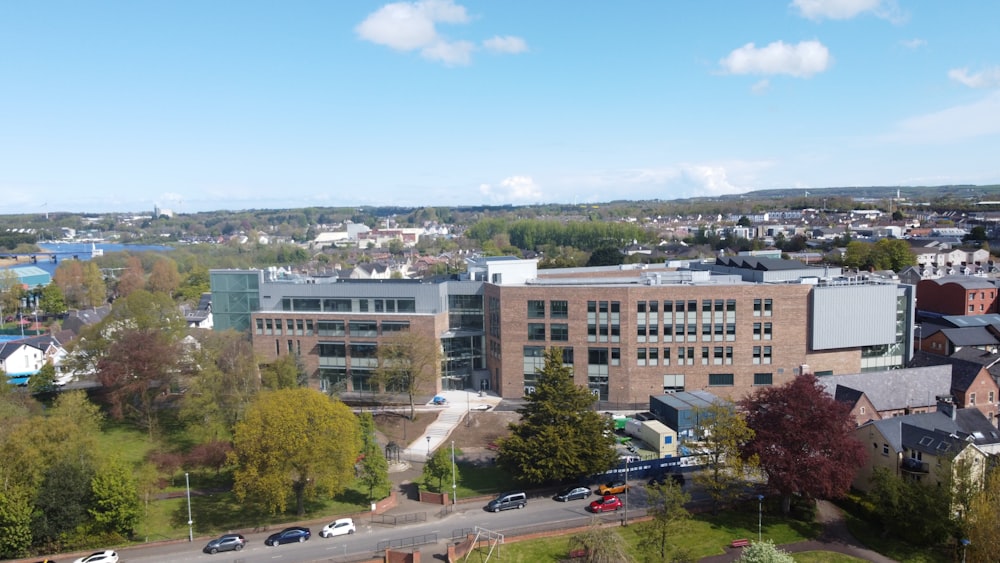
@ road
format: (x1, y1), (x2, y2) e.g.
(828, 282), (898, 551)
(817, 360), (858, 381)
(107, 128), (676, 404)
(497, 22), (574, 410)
(111, 482), (687, 563)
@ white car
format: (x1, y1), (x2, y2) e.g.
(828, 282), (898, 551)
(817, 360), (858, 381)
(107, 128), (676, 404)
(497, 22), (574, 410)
(73, 551), (119, 563)
(320, 517), (356, 538)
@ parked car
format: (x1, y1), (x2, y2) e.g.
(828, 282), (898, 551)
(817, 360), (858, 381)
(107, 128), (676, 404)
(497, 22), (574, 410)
(588, 495), (623, 513)
(554, 485), (592, 502)
(73, 552), (118, 563)
(647, 472), (686, 487)
(265, 526), (311, 546)
(598, 480), (630, 495)
(320, 517), (356, 538)
(203, 533), (247, 554)
(484, 491), (527, 512)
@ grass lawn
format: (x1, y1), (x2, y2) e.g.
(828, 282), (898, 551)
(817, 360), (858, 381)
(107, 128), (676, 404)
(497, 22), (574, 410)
(95, 422), (158, 466)
(501, 508), (822, 562)
(842, 510), (950, 563)
(794, 552), (869, 562)
(414, 461), (519, 499)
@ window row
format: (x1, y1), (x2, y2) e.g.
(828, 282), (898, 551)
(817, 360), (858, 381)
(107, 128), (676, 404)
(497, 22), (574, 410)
(280, 297), (416, 313)
(527, 300), (569, 319)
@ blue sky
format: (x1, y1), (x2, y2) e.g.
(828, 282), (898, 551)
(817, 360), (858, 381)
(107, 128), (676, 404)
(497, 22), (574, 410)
(2, 0), (999, 214)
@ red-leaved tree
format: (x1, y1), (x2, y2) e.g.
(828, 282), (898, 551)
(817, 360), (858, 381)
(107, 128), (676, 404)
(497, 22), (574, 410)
(739, 373), (867, 515)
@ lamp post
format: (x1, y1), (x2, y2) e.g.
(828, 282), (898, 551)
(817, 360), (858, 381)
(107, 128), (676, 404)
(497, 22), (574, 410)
(622, 458), (628, 527)
(185, 472), (193, 542)
(451, 440), (457, 506)
(426, 435), (431, 457)
(757, 494), (764, 543)
(961, 538), (970, 563)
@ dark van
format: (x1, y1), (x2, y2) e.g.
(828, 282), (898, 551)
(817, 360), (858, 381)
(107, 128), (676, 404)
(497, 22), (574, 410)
(485, 491), (527, 512)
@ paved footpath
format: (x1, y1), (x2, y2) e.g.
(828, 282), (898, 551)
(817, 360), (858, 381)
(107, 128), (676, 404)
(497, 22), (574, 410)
(699, 500), (897, 562)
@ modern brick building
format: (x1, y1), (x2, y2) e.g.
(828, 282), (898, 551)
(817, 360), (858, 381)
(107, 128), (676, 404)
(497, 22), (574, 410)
(916, 275), (999, 316)
(211, 256), (915, 407)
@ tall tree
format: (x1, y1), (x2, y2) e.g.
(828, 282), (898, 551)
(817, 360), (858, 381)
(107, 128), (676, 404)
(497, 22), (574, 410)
(231, 388), (361, 516)
(115, 255), (145, 299)
(692, 403), (759, 513)
(374, 330), (441, 419)
(37, 282), (66, 316)
(180, 330), (261, 441)
(422, 446), (454, 493)
(82, 261), (107, 308)
(967, 466), (1000, 563)
(260, 354), (304, 389)
(637, 478), (692, 563)
(88, 455), (141, 539)
(147, 257), (181, 298)
(497, 347), (618, 484)
(0, 268), (25, 318)
(739, 373), (867, 514)
(0, 483), (33, 559)
(357, 413), (390, 502)
(867, 466), (955, 546)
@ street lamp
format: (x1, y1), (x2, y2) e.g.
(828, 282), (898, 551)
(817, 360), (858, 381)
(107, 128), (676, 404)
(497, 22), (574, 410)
(961, 538), (970, 563)
(426, 435), (431, 457)
(757, 494), (764, 543)
(622, 458), (628, 527)
(185, 472), (193, 542)
(451, 440), (457, 506)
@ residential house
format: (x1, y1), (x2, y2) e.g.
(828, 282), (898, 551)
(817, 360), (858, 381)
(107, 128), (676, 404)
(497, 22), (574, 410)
(818, 366), (951, 426)
(0, 340), (46, 385)
(917, 276), (999, 316)
(853, 399), (999, 494)
(908, 352), (1000, 425)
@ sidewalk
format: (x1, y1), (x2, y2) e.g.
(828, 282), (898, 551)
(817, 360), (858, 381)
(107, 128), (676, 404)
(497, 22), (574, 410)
(400, 389), (503, 459)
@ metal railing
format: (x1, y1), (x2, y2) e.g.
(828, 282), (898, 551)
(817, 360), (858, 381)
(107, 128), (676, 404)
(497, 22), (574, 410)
(375, 533), (438, 552)
(370, 511), (427, 526)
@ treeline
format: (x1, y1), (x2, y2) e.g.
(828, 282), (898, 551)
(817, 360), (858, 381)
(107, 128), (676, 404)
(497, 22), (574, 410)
(0, 231), (38, 250)
(466, 218), (656, 252)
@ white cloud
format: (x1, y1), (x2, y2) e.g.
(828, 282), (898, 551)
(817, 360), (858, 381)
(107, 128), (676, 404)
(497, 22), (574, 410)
(948, 66), (1000, 89)
(479, 175), (542, 202)
(791, 0), (902, 22)
(720, 40), (831, 78)
(899, 38), (926, 49)
(483, 35), (528, 54)
(356, 0), (524, 65)
(882, 91), (1000, 144)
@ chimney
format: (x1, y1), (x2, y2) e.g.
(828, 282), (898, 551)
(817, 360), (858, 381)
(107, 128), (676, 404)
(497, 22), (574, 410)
(936, 395), (956, 421)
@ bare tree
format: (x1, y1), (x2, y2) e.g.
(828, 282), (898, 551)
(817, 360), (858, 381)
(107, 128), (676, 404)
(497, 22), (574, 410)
(374, 330), (441, 419)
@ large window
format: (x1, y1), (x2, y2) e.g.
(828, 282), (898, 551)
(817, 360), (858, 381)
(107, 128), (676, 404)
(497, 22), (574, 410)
(317, 320), (346, 336)
(349, 343), (378, 368)
(349, 321), (378, 337)
(528, 300), (545, 318)
(527, 323), (546, 341)
(753, 372), (773, 386)
(550, 323), (569, 341)
(709, 373), (734, 386)
(550, 300), (569, 319)
(381, 321), (410, 333)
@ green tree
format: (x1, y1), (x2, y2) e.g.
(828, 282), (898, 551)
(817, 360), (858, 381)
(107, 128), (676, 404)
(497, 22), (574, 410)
(637, 478), (692, 563)
(357, 413), (390, 502)
(736, 539), (795, 563)
(38, 282), (67, 317)
(89, 456), (141, 539)
(231, 388), (361, 516)
(587, 247), (624, 267)
(374, 330), (441, 419)
(32, 459), (95, 549)
(82, 261), (107, 308)
(842, 241), (871, 270)
(27, 362), (57, 394)
(967, 466), (1000, 563)
(0, 268), (25, 319)
(868, 464), (960, 546)
(260, 354), (304, 389)
(179, 330), (261, 441)
(692, 403), (759, 513)
(0, 483), (33, 559)
(497, 347), (618, 484)
(422, 446), (455, 493)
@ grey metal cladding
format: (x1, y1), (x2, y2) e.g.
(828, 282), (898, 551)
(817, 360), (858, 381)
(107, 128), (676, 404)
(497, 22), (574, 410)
(811, 284), (897, 350)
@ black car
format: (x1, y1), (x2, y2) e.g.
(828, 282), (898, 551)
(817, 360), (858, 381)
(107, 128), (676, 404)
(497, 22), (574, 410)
(554, 485), (592, 502)
(647, 472), (685, 487)
(203, 533), (247, 554)
(265, 526), (311, 546)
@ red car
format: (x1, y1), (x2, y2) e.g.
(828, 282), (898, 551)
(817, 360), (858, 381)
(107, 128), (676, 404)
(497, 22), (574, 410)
(588, 495), (623, 513)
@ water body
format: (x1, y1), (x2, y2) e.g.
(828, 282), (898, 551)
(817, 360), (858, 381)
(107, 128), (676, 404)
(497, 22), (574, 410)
(4, 242), (174, 276)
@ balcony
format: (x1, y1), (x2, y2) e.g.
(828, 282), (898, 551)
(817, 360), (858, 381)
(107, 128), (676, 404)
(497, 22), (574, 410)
(900, 457), (929, 474)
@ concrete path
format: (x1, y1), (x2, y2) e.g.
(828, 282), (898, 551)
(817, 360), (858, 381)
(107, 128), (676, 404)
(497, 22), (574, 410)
(401, 389), (503, 460)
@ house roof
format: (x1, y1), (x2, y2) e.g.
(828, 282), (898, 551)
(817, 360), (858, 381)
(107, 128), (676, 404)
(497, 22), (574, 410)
(864, 408), (1000, 453)
(907, 352), (990, 392)
(819, 366), (952, 412)
(924, 275), (997, 290)
(939, 326), (998, 347)
(0, 341), (42, 361)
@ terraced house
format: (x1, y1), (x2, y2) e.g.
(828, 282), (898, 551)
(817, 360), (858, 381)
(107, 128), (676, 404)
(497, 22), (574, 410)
(210, 256), (914, 408)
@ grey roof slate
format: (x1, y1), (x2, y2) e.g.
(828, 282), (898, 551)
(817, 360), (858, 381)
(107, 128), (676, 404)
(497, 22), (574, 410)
(819, 366), (952, 412)
(939, 326), (998, 347)
(865, 408), (1000, 453)
(906, 352), (989, 393)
